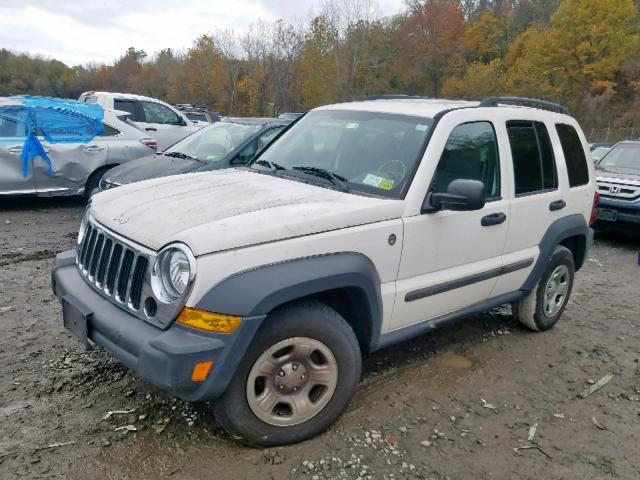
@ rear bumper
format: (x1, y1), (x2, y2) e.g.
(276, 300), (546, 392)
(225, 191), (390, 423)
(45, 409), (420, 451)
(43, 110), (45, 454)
(51, 250), (265, 401)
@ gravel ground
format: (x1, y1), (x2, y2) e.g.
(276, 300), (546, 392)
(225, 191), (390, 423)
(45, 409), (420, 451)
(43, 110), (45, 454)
(1, 197), (639, 480)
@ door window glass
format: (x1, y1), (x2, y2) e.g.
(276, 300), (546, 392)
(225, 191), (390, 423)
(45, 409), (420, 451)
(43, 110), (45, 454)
(507, 120), (558, 195)
(99, 124), (121, 136)
(142, 101), (182, 125)
(432, 121), (501, 200)
(113, 100), (140, 121)
(257, 127), (284, 150)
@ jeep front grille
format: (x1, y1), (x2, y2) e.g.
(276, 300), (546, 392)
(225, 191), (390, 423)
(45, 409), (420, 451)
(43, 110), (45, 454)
(77, 220), (151, 313)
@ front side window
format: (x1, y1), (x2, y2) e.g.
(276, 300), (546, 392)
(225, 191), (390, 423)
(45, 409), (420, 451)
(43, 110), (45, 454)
(507, 120), (558, 195)
(431, 121), (500, 200)
(0, 117), (23, 140)
(165, 121), (262, 162)
(142, 101), (182, 125)
(598, 143), (640, 171)
(556, 123), (589, 187)
(253, 110), (433, 198)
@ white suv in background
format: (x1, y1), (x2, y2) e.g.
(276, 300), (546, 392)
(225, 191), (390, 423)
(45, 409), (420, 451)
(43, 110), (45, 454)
(79, 92), (201, 150)
(53, 96), (597, 447)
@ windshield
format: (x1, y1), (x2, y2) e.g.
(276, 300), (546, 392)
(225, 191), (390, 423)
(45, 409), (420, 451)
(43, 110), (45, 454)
(252, 110), (432, 197)
(591, 147), (610, 162)
(165, 121), (262, 162)
(598, 143), (640, 170)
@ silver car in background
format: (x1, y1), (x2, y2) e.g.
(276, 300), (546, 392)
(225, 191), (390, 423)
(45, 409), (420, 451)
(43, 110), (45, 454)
(0, 110), (157, 198)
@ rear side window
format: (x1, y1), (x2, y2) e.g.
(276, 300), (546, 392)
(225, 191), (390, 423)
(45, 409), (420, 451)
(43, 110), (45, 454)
(556, 123), (589, 187)
(507, 120), (558, 196)
(114, 100), (141, 121)
(432, 121), (501, 200)
(99, 124), (121, 136)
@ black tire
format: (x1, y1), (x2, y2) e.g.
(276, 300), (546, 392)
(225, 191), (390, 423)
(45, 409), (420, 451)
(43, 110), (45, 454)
(84, 166), (112, 199)
(512, 245), (575, 331)
(214, 300), (361, 447)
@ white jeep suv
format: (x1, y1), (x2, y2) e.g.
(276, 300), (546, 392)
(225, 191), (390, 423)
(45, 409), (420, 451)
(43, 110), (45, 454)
(52, 96), (597, 446)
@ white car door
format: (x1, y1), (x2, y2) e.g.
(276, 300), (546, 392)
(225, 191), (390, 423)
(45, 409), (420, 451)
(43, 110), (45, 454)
(390, 113), (511, 331)
(136, 101), (198, 151)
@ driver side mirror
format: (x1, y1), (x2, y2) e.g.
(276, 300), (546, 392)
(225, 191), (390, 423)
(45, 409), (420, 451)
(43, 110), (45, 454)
(422, 179), (486, 213)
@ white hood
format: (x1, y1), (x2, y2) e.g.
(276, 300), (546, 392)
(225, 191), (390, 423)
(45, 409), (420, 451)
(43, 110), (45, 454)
(91, 169), (404, 256)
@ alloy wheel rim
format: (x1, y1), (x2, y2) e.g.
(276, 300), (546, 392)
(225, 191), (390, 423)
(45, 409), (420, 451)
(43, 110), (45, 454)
(543, 265), (570, 318)
(246, 337), (338, 427)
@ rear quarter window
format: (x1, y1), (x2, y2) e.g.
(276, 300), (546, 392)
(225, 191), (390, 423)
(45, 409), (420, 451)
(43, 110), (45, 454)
(556, 124), (589, 187)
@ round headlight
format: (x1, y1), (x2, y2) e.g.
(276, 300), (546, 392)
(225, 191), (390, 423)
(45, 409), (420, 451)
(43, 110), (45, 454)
(78, 208), (91, 245)
(152, 244), (196, 303)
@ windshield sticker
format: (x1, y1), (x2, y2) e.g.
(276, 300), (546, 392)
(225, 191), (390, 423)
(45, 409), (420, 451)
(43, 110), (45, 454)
(363, 173), (395, 190)
(346, 122), (360, 129)
(415, 124), (429, 131)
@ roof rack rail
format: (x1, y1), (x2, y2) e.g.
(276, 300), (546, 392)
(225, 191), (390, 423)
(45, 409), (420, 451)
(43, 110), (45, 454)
(479, 96), (570, 115)
(365, 94), (433, 101)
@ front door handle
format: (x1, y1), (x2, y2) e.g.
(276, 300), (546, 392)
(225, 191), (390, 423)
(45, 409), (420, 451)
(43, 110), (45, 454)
(549, 199), (566, 211)
(7, 146), (22, 155)
(145, 127), (157, 131)
(83, 145), (104, 153)
(481, 212), (507, 226)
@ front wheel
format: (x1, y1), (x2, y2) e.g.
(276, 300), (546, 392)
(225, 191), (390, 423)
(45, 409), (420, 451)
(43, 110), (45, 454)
(513, 245), (575, 331)
(214, 301), (361, 447)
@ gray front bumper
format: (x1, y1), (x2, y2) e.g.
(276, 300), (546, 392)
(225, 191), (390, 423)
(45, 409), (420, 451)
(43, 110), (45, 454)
(51, 250), (265, 401)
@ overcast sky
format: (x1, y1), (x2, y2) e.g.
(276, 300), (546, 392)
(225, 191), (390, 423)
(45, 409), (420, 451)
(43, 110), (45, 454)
(0, 0), (405, 66)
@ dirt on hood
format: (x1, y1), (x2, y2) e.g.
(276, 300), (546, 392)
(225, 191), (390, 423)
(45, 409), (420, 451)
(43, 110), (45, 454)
(91, 169), (404, 255)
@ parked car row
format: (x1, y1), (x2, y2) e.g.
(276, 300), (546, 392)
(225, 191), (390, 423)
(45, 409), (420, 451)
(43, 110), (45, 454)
(0, 93), (297, 199)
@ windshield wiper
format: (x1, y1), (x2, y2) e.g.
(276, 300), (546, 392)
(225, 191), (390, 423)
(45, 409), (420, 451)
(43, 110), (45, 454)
(163, 151), (198, 161)
(291, 166), (350, 192)
(253, 159), (288, 172)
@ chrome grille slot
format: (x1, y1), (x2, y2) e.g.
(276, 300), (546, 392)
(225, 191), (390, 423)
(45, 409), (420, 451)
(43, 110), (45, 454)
(89, 234), (104, 279)
(129, 257), (148, 310)
(106, 244), (123, 294)
(95, 239), (112, 286)
(116, 250), (135, 302)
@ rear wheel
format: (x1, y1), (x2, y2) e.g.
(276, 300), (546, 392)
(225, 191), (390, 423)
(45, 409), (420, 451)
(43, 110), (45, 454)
(513, 245), (575, 331)
(214, 300), (361, 447)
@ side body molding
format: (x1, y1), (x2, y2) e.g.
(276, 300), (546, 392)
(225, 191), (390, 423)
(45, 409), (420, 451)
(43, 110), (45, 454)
(520, 213), (591, 293)
(195, 252), (384, 348)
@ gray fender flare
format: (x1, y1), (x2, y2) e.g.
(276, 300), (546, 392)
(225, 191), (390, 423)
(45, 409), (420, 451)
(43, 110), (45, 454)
(195, 252), (384, 349)
(520, 214), (591, 293)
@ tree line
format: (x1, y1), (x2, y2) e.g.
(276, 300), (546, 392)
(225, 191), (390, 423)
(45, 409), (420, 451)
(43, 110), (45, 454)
(1, 0), (639, 141)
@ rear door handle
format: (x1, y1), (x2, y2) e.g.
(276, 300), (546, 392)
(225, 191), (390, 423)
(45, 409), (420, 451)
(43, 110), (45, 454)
(481, 212), (507, 226)
(549, 199), (566, 211)
(7, 146), (22, 155)
(145, 127), (157, 131)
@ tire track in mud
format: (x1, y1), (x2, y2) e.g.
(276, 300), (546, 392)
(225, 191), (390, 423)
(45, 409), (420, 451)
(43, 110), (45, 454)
(0, 249), (58, 267)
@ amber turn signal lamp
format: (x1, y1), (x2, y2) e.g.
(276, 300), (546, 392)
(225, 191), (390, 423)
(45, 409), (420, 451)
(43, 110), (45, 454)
(177, 307), (241, 333)
(191, 360), (214, 382)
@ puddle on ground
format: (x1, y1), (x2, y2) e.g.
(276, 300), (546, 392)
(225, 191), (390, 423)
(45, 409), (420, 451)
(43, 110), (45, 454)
(437, 353), (473, 369)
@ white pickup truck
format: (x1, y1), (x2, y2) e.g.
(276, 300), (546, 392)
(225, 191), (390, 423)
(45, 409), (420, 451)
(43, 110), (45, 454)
(52, 96), (597, 446)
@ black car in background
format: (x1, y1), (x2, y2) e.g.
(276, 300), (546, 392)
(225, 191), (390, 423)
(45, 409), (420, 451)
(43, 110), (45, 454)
(594, 141), (640, 234)
(96, 117), (289, 193)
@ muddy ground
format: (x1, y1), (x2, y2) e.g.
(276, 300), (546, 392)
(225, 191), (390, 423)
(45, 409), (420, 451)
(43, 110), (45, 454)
(0, 197), (639, 480)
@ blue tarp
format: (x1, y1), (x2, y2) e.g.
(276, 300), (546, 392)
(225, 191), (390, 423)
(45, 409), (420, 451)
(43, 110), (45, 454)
(0, 96), (104, 177)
